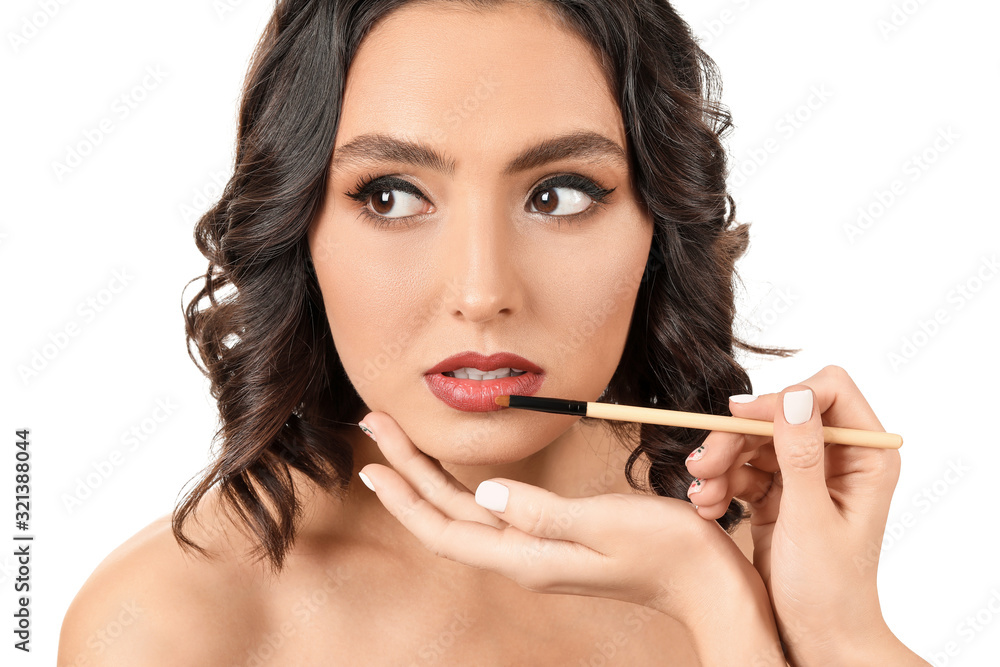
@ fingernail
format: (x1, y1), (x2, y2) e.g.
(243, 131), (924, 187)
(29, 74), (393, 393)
(358, 421), (377, 441)
(687, 478), (704, 497)
(730, 394), (757, 403)
(783, 389), (813, 425)
(475, 480), (509, 512)
(358, 471), (375, 491)
(687, 445), (706, 462)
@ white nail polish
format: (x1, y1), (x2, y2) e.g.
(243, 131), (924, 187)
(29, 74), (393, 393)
(475, 480), (509, 513)
(358, 471), (375, 491)
(783, 389), (813, 425)
(729, 394), (757, 403)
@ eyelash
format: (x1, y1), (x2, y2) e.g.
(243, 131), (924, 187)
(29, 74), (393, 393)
(343, 172), (617, 229)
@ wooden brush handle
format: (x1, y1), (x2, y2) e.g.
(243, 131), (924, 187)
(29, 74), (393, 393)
(584, 402), (902, 449)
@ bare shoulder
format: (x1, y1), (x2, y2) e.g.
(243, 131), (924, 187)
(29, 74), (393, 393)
(58, 496), (261, 666)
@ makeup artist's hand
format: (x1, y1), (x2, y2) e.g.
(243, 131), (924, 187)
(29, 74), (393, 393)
(702, 365), (928, 666)
(356, 412), (784, 664)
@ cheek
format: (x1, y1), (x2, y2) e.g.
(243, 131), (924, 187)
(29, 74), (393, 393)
(538, 229), (650, 366)
(311, 228), (431, 383)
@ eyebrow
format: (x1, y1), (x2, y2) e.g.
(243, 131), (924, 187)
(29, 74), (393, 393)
(329, 130), (628, 178)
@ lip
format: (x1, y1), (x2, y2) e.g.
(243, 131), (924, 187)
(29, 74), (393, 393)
(425, 351), (544, 376)
(424, 351), (545, 412)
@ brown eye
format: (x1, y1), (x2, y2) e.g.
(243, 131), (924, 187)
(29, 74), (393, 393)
(529, 186), (592, 216)
(367, 189), (427, 218)
(371, 190), (393, 216)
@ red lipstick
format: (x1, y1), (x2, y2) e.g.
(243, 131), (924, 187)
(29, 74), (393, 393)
(424, 351), (545, 412)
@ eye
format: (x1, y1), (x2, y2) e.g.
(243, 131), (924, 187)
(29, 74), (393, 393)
(368, 189), (427, 218)
(528, 174), (616, 219)
(344, 174), (432, 225)
(343, 172), (616, 229)
(530, 187), (590, 216)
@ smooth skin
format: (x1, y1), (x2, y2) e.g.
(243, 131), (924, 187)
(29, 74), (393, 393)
(360, 365), (930, 666)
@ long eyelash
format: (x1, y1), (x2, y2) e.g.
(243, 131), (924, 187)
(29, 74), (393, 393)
(343, 172), (617, 229)
(528, 174), (617, 229)
(344, 173), (428, 230)
(539, 173), (616, 205)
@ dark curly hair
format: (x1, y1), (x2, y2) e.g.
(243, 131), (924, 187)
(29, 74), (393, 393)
(175, 0), (794, 573)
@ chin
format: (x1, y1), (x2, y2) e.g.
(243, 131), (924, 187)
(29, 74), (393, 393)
(428, 444), (534, 467)
(408, 415), (575, 467)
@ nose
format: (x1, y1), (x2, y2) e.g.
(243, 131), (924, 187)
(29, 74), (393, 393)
(441, 196), (523, 324)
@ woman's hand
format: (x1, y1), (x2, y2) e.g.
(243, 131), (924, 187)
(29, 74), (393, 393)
(690, 365), (928, 665)
(356, 412), (785, 664)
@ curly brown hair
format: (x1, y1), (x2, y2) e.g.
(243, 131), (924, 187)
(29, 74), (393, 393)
(176, 0), (794, 573)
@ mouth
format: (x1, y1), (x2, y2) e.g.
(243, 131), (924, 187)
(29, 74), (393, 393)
(441, 368), (528, 380)
(424, 351), (545, 412)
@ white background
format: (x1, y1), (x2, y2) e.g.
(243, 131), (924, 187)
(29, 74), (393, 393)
(1, 0), (997, 664)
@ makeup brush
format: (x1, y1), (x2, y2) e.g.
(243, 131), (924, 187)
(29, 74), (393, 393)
(493, 395), (902, 449)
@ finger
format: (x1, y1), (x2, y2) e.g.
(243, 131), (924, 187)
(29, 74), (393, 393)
(750, 513), (776, 589)
(728, 391), (779, 423)
(688, 441), (779, 491)
(361, 464), (607, 594)
(473, 477), (619, 552)
(685, 430), (773, 479)
(744, 443), (778, 473)
(685, 430), (744, 479)
(692, 464), (775, 520)
(773, 385), (836, 519)
(731, 463), (779, 506)
(685, 427), (776, 522)
(360, 412), (504, 528)
(728, 366), (883, 431)
(748, 464), (783, 527)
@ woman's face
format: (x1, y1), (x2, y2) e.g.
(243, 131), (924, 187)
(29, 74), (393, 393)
(309, 0), (653, 465)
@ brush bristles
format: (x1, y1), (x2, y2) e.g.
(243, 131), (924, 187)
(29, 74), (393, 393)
(494, 395), (511, 406)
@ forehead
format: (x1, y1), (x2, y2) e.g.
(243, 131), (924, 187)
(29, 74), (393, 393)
(334, 1), (626, 168)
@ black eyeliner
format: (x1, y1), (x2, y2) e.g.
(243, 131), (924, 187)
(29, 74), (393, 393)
(345, 173), (426, 203)
(536, 173), (616, 205)
(343, 171), (616, 227)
